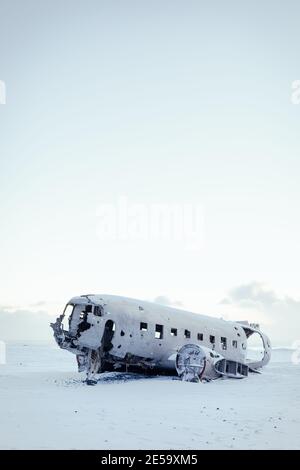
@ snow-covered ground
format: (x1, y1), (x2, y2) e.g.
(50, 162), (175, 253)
(0, 342), (299, 449)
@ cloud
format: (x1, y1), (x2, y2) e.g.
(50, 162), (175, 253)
(0, 308), (56, 342)
(153, 296), (183, 307)
(0, 304), (20, 311)
(29, 301), (47, 307)
(222, 282), (278, 308)
(221, 282), (300, 345)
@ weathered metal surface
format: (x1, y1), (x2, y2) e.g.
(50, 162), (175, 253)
(51, 294), (271, 383)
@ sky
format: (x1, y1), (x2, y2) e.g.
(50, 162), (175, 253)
(0, 0), (299, 345)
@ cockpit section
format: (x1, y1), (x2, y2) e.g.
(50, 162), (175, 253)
(51, 299), (105, 356)
(51, 297), (111, 383)
(62, 302), (104, 337)
(67, 303), (90, 336)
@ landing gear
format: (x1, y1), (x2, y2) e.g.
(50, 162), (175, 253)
(85, 349), (102, 385)
(83, 320), (116, 385)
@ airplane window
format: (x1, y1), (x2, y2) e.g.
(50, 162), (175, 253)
(94, 305), (103, 317)
(210, 335), (215, 344)
(140, 322), (148, 331)
(64, 304), (74, 319)
(155, 324), (164, 339)
(197, 333), (203, 341)
(171, 328), (177, 336)
(232, 340), (238, 348)
(221, 337), (227, 350)
(184, 329), (191, 339)
(79, 310), (86, 320)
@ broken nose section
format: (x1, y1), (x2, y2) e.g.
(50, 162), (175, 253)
(50, 315), (66, 346)
(51, 313), (102, 384)
(50, 314), (79, 352)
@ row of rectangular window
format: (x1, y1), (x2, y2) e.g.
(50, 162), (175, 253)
(140, 322), (238, 349)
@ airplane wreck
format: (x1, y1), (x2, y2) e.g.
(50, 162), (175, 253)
(51, 294), (271, 384)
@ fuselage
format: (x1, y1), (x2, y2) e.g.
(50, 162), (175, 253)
(51, 294), (271, 378)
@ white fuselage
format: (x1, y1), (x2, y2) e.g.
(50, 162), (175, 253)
(52, 294), (271, 374)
